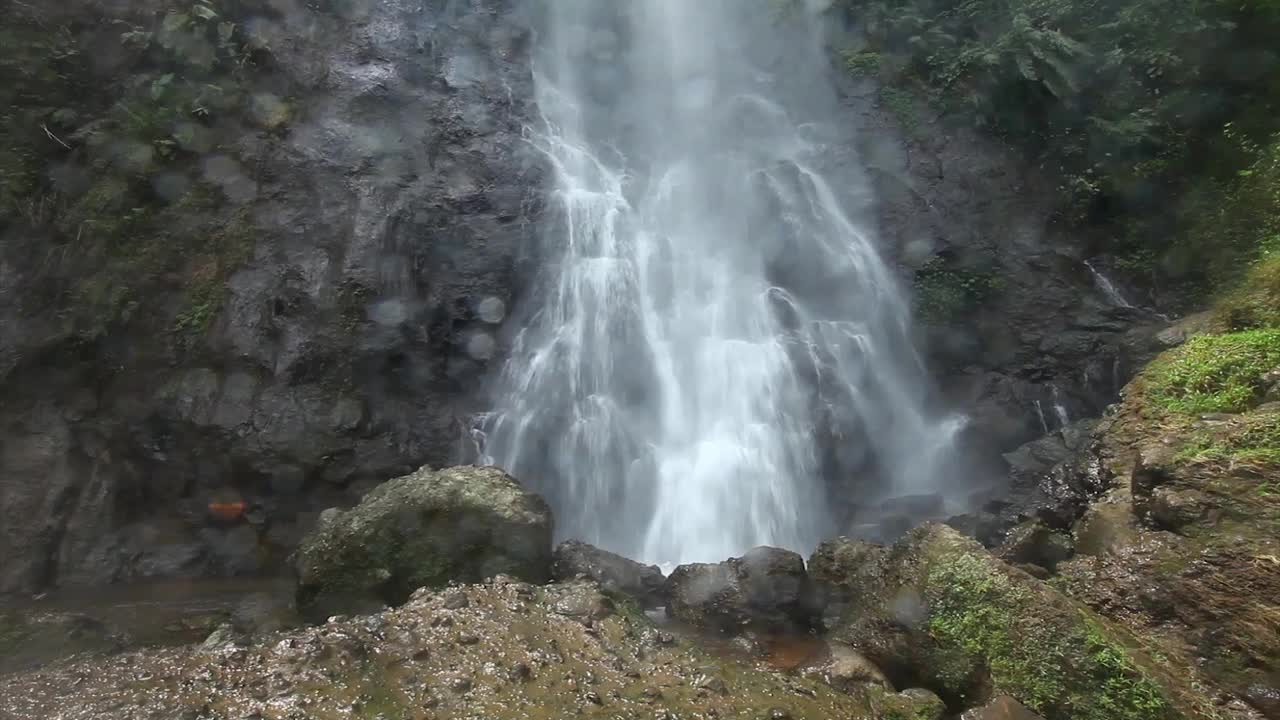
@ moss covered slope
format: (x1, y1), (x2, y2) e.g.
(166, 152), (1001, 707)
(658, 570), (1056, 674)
(830, 524), (1214, 719)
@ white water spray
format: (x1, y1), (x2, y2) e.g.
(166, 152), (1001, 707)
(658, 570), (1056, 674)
(479, 0), (961, 566)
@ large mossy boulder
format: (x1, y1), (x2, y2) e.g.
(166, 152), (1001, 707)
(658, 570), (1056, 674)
(829, 523), (1211, 720)
(293, 465), (553, 622)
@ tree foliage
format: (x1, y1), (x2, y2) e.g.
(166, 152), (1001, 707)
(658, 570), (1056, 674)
(834, 0), (1280, 300)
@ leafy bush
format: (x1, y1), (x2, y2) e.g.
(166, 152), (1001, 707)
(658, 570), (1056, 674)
(832, 0), (1280, 300)
(912, 257), (1003, 322)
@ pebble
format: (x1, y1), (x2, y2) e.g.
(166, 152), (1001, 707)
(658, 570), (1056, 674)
(509, 662), (532, 682)
(442, 592), (470, 610)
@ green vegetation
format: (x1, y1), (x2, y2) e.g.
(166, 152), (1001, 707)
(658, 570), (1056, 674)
(832, 0), (1280, 302)
(1176, 413), (1280, 495)
(912, 257), (1003, 322)
(1145, 330), (1280, 414)
(925, 553), (1175, 720)
(1, 1), (276, 342)
(1215, 254), (1280, 331)
(843, 49), (884, 76)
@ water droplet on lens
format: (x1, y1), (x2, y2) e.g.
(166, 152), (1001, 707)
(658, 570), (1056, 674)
(477, 296), (506, 324)
(466, 332), (496, 360)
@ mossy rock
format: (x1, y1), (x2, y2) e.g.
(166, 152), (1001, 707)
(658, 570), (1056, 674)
(293, 465), (554, 623)
(829, 523), (1211, 719)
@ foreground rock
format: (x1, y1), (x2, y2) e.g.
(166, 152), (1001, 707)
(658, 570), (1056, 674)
(807, 537), (888, 622)
(665, 546), (821, 634)
(0, 577), (896, 720)
(293, 465), (552, 622)
(1053, 362), (1280, 717)
(830, 523), (1214, 719)
(551, 540), (667, 608)
(0, 0), (540, 596)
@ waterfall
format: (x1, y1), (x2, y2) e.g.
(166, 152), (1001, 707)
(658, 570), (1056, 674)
(478, 0), (962, 566)
(1033, 399), (1050, 435)
(1083, 259), (1135, 309)
(1084, 258), (1171, 321)
(1050, 385), (1071, 428)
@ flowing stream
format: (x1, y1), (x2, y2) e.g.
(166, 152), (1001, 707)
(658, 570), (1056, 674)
(478, 0), (961, 566)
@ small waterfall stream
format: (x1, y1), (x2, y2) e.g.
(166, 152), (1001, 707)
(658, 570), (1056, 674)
(478, 0), (962, 566)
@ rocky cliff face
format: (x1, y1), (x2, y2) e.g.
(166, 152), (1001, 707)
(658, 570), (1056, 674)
(0, 0), (541, 593)
(839, 72), (1168, 461)
(0, 1), (1167, 594)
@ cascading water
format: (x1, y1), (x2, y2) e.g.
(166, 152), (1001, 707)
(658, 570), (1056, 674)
(477, 0), (962, 566)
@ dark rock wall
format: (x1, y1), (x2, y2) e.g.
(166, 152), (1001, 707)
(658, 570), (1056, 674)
(0, 0), (541, 593)
(834, 70), (1167, 467)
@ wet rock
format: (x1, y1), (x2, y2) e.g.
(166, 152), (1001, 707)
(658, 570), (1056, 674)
(879, 493), (945, 518)
(0, 610), (124, 674)
(812, 642), (890, 691)
(551, 540), (667, 608)
(441, 591), (470, 610)
(293, 465), (553, 622)
(807, 537), (886, 622)
(546, 580), (616, 621)
(0, 0), (541, 596)
(828, 523), (1203, 718)
(1244, 684), (1280, 718)
(961, 695), (1046, 720)
(899, 688), (946, 720)
(199, 623), (245, 652)
(1143, 487), (1213, 531)
(665, 546), (821, 634)
(994, 520), (1072, 572)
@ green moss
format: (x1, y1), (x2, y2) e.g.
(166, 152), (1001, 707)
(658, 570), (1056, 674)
(172, 276), (225, 338)
(924, 551), (1177, 720)
(881, 86), (923, 134)
(844, 49), (884, 76)
(926, 554), (1067, 710)
(865, 686), (945, 720)
(1080, 618), (1175, 720)
(1145, 330), (1280, 414)
(913, 257), (1004, 322)
(1175, 413), (1280, 496)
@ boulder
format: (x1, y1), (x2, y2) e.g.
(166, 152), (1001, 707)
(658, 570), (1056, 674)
(807, 537), (887, 620)
(550, 540), (666, 608)
(961, 696), (1046, 720)
(293, 465), (552, 622)
(813, 641), (891, 691)
(665, 546), (820, 634)
(827, 523), (1208, 719)
(994, 520), (1073, 572)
